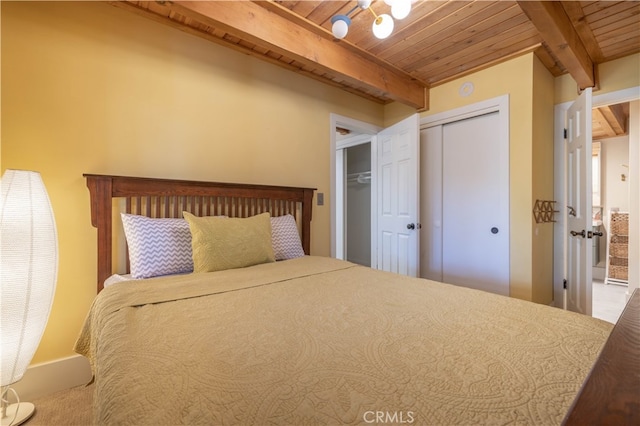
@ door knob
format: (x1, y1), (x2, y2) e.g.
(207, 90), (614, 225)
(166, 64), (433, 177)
(592, 231), (603, 237)
(407, 223), (415, 230)
(570, 230), (586, 238)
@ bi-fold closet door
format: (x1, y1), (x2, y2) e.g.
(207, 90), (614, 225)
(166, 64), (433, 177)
(420, 111), (510, 296)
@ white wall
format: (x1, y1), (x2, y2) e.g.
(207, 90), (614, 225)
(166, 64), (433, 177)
(601, 135), (630, 218)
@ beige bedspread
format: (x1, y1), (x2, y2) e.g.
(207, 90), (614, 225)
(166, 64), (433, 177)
(75, 256), (612, 425)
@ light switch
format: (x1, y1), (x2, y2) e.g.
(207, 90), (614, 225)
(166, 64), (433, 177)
(317, 193), (324, 206)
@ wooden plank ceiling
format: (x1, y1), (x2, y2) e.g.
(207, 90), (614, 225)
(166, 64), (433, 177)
(113, 0), (639, 115)
(593, 103), (629, 140)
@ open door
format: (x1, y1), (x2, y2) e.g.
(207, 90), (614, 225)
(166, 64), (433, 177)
(375, 114), (420, 276)
(566, 88), (593, 315)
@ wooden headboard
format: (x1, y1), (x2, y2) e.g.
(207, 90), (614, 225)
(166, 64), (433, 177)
(85, 174), (316, 293)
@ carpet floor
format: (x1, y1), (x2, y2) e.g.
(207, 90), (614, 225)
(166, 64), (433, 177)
(24, 384), (93, 426)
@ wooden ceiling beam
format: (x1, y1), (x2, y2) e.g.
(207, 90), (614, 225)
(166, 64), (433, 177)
(517, 0), (596, 90)
(600, 104), (627, 135)
(164, 1), (428, 110)
(592, 104), (628, 140)
(592, 108), (616, 138)
(560, 0), (605, 63)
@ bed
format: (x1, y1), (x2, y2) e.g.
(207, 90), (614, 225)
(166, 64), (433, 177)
(75, 174), (616, 425)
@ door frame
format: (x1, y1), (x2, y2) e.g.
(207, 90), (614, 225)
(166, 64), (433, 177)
(553, 86), (640, 308)
(330, 113), (380, 260)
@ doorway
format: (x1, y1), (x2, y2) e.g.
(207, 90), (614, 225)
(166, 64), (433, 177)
(331, 114), (420, 275)
(553, 87), (640, 313)
(591, 100), (636, 322)
(345, 143), (372, 266)
(330, 113), (379, 262)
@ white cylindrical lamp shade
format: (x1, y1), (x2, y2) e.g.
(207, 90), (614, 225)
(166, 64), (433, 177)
(372, 14), (394, 39)
(1, 170), (58, 386)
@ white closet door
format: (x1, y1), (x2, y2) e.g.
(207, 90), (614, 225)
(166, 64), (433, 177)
(442, 112), (510, 295)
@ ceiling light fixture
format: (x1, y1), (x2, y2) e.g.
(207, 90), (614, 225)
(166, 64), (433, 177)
(331, 0), (411, 40)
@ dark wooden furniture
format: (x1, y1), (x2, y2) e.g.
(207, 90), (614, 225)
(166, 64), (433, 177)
(85, 174), (315, 293)
(563, 288), (640, 425)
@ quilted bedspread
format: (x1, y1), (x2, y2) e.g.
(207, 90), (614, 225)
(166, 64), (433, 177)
(75, 256), (612, 425)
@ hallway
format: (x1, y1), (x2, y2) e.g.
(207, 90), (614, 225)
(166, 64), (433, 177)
(592, 280), (628, 323)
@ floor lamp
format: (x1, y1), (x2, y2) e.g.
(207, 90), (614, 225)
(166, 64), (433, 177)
(1, 170), (58, 426)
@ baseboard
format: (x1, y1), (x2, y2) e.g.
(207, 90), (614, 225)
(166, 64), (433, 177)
(10, 355), (92, 401)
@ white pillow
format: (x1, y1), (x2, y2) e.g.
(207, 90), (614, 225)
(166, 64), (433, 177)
(270, 214), (305, 260)
(104, 273), (135, 288)
(121, 214), (194, 279)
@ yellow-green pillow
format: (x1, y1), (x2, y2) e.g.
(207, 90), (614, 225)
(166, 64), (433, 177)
(183, 212), (275, 272)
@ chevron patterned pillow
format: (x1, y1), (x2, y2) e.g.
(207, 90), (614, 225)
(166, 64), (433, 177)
(271, 214), (305, 260)
(121, 214), (194, 279)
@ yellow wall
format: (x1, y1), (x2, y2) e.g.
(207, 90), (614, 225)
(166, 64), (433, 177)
(555, 53), (640, 104)
(1, 1), (384, 364)
(531, 55), (556, 305)
(383, 100), (416, 127)
(420, 54), (537, 301)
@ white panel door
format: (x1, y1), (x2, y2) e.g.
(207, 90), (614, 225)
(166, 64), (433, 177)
(441, 112), (510, 295)
(376, 114), (419, 276)
(566, 88), (593, 315)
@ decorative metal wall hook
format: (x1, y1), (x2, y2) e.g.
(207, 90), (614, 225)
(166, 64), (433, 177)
(533, 200), (559, 223)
